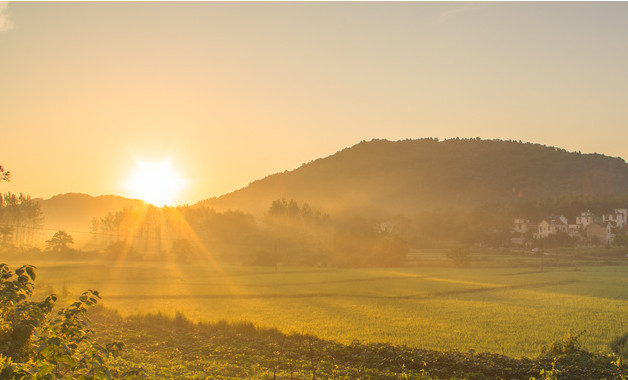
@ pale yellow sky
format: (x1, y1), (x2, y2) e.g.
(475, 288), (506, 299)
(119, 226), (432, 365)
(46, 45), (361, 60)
(2, 2), (628, 205)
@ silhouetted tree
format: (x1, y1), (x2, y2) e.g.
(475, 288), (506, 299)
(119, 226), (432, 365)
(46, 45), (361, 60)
(45, 230), (74, 253)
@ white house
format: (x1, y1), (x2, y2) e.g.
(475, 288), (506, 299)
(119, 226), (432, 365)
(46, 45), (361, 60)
(526, 209), (627, 243)
(576, 211), (596, 230)
(379, 221), (394, 233)
(567, 224), (581, 237)
(513, 218), (531, 233)
(586, 222), (614, 245)
(603, 209), (627, 229)
(535, 216), (568, 239)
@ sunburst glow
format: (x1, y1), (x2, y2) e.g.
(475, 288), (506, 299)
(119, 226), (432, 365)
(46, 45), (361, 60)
(124, 159), (187, 206)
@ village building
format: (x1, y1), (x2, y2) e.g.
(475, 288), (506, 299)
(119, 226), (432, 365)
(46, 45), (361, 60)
(379, 221), (394, 233)
(514, 208), (627, 245)
(586, 222), (614, 245)
(513, 218), (531, 234)
(603, 209), (628, 229)
(535, 216), (568, 239)
(576, 211), (596, 230)
(567, 224), (581, 237)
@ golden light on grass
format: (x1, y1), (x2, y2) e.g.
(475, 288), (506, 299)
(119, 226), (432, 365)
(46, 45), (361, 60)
(124, 158), (187, 207)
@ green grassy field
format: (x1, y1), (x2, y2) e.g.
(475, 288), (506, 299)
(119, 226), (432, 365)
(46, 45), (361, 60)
(11, 258), (628, 358)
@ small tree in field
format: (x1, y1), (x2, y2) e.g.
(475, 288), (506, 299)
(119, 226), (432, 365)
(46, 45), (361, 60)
(446, 246), (472, 267)
(46, 230), (74, 253)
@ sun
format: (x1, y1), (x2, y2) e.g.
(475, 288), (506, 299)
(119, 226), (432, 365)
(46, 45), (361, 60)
(123, 158), (187, 206)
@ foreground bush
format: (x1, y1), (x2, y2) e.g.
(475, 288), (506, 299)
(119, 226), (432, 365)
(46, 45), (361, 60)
(0, 263), (141, 379)
(611, 333), (628, 360)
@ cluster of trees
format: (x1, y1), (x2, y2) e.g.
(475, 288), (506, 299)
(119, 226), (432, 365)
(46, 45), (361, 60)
(0, 193), (43, 252)
(332, 217), (408, 267)
(258, 199), (332, 266)
(89, 206), (166, 257)
(84, 199), (408, 267)
(88, 205), (259, 262)
(79, 190), (628, 267)
(390, 192), (628, 249)
(509, 192), (628, 223)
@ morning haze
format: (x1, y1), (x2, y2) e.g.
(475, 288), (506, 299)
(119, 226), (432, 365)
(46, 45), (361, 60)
(1, 2), (628, 379)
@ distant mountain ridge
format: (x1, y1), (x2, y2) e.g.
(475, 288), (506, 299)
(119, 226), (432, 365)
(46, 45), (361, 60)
(195, 138), (628, 216)
(35, 193), (145, 243)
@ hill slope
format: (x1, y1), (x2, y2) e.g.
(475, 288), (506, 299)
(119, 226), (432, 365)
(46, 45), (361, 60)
(35, 193), (145, 243)
(196, 138), (628, 216)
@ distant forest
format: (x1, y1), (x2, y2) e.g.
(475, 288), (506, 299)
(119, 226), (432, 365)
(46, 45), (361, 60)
(4, 138), (628, 266)
(81, 192), (628, 267)
(198, 138), (628, 216)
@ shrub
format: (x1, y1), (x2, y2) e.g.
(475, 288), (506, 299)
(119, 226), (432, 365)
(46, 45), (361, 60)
(537, 331), (626, 379)
(611, 333), (628, 359)
(446, 246), (472, 267)
(0, 263), (136, 379)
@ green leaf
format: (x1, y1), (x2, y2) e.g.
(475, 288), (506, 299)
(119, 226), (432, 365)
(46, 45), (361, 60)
(25, 266), (36, 281)
(37, 363), (55, 377)
(38, 344), (54, 359)
(54, 354), (78, 368)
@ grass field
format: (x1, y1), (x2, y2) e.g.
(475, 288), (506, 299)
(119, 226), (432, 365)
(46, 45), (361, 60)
(10, 257), (628, 359)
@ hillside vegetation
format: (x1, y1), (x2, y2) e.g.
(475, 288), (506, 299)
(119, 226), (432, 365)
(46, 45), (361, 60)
(36, 193), (145, 240)
(197, 138), (628, 216)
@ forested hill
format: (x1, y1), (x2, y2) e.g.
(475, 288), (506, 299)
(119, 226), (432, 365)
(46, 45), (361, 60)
(196, 138), (628, 216)
(36, 193), (145, 240)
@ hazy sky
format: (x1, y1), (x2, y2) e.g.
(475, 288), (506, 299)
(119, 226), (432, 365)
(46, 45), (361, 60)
(2, 2), (628, 205)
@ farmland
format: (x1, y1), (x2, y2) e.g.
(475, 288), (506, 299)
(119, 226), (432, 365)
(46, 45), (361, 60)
(13, 255), (628, 359)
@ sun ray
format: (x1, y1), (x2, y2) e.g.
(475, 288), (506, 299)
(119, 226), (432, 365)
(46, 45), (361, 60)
(102, 204), (151, 295)
(124, 158), (187, 207)
(160, 207), (240, 295)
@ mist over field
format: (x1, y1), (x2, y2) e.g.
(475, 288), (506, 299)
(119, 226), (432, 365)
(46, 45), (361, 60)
(3, 1), (628, 378)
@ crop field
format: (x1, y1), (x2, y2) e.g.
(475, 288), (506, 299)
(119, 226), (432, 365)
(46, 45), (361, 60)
(11, 258), (628, 358)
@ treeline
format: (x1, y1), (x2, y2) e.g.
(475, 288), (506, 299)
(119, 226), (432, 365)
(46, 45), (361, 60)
(8, 191), (628, 266)
(0, 193), (43, 252)
(393, 192), (628, 248)
(509, 192), (628, 221)
(86, 199), (407, 267)
(88, 206), (258, 262)
(74, 191), (628, 266)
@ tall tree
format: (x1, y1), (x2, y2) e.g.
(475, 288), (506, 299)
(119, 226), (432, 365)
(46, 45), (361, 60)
(0, 193), (43, 248)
